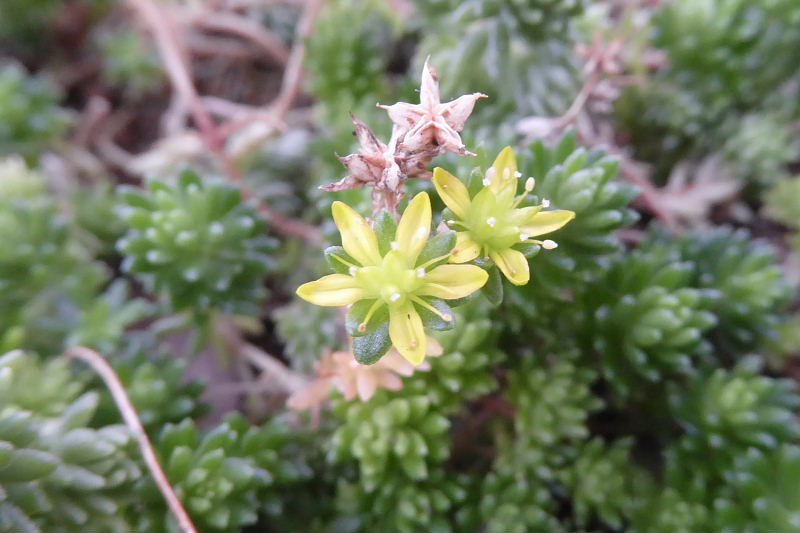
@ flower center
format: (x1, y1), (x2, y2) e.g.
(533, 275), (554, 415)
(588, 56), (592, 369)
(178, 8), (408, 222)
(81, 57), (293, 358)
(354, 250), (425, 306)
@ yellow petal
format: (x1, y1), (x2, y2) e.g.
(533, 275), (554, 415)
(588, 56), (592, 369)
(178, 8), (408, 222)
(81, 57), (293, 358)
(490, 248), (529, 286)
(489, 146), (518, 195)
(419, 264), (488, 299)
(450, 232), (480, 263)
(332, 201), (382, 266)
(296, 274), (366, 306)
(433, 168), (471, 219)
(520, 209), (576, 237)
(389, 303), (426, 365)
(395, 192), (431, 264)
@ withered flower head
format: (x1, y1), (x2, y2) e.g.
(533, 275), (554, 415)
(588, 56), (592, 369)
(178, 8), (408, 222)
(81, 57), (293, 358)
(379, 58), (486, 156)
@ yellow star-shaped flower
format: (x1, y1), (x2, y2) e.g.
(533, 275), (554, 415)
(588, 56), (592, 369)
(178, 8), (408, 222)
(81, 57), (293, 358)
(297, 192), (488, 365)
(433, 147), (575, 285)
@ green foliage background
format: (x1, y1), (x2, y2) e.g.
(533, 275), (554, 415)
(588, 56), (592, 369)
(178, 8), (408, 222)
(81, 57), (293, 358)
(1, 0), (799, 532)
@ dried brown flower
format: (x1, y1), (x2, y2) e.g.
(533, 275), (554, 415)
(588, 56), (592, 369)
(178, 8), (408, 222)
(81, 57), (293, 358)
(379, 59), (486, 156)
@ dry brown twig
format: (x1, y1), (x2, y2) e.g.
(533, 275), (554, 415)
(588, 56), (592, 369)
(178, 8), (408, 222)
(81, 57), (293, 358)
(126, 0), (322, 243)
(188, 11), (290, 65)
(63, 347), (198, 533)
(515, 23), (680, 230)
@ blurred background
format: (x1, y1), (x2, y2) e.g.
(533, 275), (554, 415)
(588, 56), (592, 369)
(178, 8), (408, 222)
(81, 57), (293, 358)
(1, 0), (800, 532)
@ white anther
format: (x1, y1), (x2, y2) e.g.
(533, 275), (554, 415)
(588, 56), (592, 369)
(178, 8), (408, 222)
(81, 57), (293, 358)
(390, 292), (402, 302)
(486, 217), (496, 228)
(525, 177), (536, 191)
(447, 219), (456, 226)
(349, 266), (358, 276)
(542, 239), (558, 249)
(417, 268), (426, 278)
(417, 227), (427, 238)
(542, 199), (551, 208)
(209, 222), (224, 235)
(520, 233), (530, 241)
(514, 171), (522, 178)
(390, 241), (399, 250)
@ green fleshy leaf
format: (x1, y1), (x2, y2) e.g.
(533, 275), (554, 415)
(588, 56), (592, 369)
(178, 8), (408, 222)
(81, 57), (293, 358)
(483, 266), (503, 306)
(416, 297), (455, 331)
(517, 243), (541, 259)
(374, 209), (398, 256)
(416, 231), (456, 268)
(178, 168), (201, 189)
(466, 166), (485, 196)
(353, 322), (392, 365)
(325, 246), (356, 275)
(346, 299), (389, 337)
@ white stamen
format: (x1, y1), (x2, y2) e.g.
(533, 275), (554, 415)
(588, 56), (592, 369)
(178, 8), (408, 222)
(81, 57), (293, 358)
(520, 233), (530, 241)
(542, 239), (558, 249)
(416, 268), (426, 278)
(514, 171), (522, 178)
(349, 266), (358, 276)
(447, 219), (456, 226)
(390, 241), (399, 250)
(390, 292), (402, 302)
(417, 227), (427, 238)
(486, 217), (496, 228)
(542, 199), (551, 208)
(482, 177), (492, 186)
(525, 177), (535, 191)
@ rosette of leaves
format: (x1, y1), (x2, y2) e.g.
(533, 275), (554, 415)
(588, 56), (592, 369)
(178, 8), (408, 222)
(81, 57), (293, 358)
(666, 358), (800, 502)
(581, 245), (717, 399)
(407, 300), (503, 411)
(92, 350), (207, 431)
(306, 0), (392, 113)
(305, 0), (395, 186)
(0, 351), (141, 533)
(712, 445), (800, 532)
(628, 486), (708, 533)
(654, 0), (800, 116)
(478, 351), (603, 532)
(0, 62), (70, 161)
(139, 414), (311, 533)
(499, 134), (638, 321)
(97, 28), (164, 97)
(0, 0), (61, 53)
(64, 280), (153, 355)
(329, 391), (451, 491)
(560, 437), (634, 529)
(673, 227), (788, 352)
(417, 1), (582, 124)
(764, 175), (800, 230)
(416, 0), (586, 39)
(274, 301), (340, 373)
(480, 463), (561, 533)
(721, 109), (800, 186)
(117, 170), (276, 317)
(507, 350), (602, 455)
(0, 162), (106, 353)
(334, 471), (469, 533)
(620, 0), (800, 173)
(336, 469), (467, 533)
(72, 181), (129, 256)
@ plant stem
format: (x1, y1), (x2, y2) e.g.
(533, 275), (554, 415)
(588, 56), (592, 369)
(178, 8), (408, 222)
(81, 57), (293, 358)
(64, 347), (198, 533)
